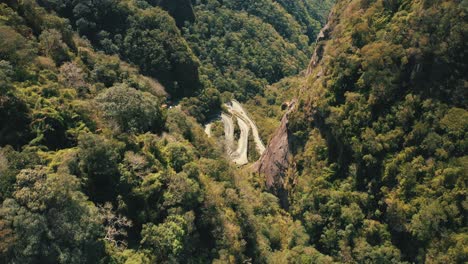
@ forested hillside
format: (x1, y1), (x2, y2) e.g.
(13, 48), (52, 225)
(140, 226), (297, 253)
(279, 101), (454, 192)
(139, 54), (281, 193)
(11, 0), (333, 122)
(259, 0), (467, 263)
(0, 0), (466, 263)
(181, 0), (333, 121)
(0, 0), (335, 263)
(183, 0), (333, 100)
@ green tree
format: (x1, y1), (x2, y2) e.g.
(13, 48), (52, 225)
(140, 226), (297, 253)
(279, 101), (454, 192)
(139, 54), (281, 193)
(163, 142), (195, 172)
(141, 214), (189, 262)
(0, 60), (31, 148)
(96, 84), (166, 133)
(0, 166), (104, 263)
(123, 7), (201, 96)
(77, 133), (123, 202)
(38, 29), (70, 64)
(0, 25), (36, 66)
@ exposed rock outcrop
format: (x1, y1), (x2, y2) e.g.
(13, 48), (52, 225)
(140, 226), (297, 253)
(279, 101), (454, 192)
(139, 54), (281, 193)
(306, 12), (333, 76)
(253, 99), (296, 209)
(255, 14), (335, 208)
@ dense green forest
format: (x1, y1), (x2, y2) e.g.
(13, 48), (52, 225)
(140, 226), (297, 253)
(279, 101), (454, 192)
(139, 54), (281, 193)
(181, 0), (333, 121)
(282, 0), (467, 263)
(0, 0), (466, 263)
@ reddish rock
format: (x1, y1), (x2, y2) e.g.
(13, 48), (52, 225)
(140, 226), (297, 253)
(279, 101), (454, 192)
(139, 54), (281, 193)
(253, 100), (296, 208)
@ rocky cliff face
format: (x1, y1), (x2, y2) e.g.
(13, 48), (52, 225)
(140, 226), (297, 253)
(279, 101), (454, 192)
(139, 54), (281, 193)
(253, 100), (296, 209)
(306, 10), (335, 76)
(254, 16), (334, 207)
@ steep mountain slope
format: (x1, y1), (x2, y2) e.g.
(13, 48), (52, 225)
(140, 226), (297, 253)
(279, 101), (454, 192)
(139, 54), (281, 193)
(258, 0), (467, 262)
(2, 0), (465, 263)
(26, 0), (334, 123)
(35, 0), (202, 97)
(0, 1), (336, 263)
(180, 0), (334, 121)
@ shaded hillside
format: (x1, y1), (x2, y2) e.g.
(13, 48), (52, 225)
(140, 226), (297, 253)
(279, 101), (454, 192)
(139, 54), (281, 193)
(31, 0), (334, 122)
(36, 0), (201, 97)
(180, 0), (334, 121)
(182, 0), (334, 99)
(152, 0), (196, 27)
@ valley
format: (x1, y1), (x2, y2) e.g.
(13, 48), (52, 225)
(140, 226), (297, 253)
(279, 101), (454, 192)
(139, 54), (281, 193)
(0, 0), (465, 263)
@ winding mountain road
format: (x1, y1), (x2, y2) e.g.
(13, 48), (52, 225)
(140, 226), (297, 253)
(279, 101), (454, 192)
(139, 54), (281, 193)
(230, 100), (266, 154)
(231, 117), (250, 165)
(205, 100), (265, 165)
(221, 113), (235, 155)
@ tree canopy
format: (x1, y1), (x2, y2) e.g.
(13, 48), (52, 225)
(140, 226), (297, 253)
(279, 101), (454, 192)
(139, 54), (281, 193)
(1, 0), (465, 263)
